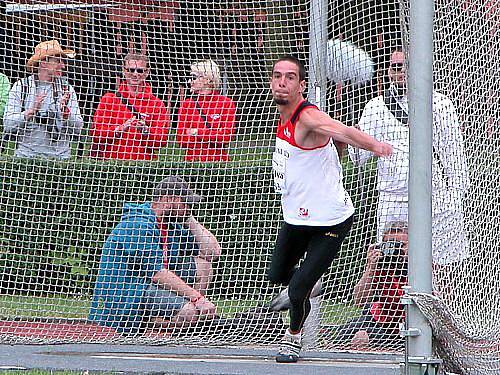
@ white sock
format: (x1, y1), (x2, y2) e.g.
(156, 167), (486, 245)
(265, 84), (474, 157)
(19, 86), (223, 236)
(287, 328), (301, 339)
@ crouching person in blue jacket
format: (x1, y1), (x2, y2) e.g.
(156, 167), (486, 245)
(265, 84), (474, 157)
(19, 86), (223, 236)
(89, 176), (221, 336)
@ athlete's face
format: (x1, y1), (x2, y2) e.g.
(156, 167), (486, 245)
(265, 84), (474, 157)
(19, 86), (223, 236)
(270, 60), (305, 106)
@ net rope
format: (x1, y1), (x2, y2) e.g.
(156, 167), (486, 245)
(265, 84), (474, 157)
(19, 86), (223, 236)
(0, 1), (498, 372)
(402, 0), (500, 373)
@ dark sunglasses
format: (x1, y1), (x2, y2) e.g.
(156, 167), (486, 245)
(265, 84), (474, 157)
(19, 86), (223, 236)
(125, 67), (147, 74)
(390, 62), (405, 71)
(190, 72), (205, 80)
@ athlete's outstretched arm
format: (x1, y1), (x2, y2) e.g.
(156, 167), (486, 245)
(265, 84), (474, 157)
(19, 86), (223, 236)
(300, 108), (392, 157)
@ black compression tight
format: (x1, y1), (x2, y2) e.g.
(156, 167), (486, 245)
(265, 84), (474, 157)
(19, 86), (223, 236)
(268, 216), (353, 332)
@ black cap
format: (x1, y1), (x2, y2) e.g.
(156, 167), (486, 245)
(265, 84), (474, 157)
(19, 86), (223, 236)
(153, 176), (202, 205)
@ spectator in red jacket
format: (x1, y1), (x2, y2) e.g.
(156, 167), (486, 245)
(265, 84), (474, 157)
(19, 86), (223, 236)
(332, 221), (408, 350)
(177, 60), (236, 162)
(90, 53), (170, 160)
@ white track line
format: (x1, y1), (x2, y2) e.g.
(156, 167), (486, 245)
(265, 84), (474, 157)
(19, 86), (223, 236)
(91, 354), (400, 368)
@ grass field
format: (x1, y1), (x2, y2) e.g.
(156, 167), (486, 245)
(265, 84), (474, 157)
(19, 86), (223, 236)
(0, 295), (360, 324)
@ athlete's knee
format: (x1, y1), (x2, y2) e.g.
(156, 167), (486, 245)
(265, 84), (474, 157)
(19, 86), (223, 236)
(287, 274), (319, 313)
(268, 265), (293, 285)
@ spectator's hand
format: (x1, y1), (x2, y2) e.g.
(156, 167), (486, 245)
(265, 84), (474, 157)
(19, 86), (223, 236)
(134, 119), (149, 135)
(366, 244), (382, 270)
(25, 92), (47, 120)
(115, 117), (136, 134)
(33, 92), (47, 112)
(184, 215), (195, 225)
(59, 87), (71, 118)
(186, 128), (198, 136)
(193, 297), (217, 319)
(372, 141), (393, 157)
(350, 330), (370, 350)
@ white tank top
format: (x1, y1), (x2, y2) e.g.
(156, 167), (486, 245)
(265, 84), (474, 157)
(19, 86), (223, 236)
(273, 101), (354, 226)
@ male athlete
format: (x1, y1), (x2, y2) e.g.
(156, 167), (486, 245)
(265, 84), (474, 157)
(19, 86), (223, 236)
(268, 55), (392, 362)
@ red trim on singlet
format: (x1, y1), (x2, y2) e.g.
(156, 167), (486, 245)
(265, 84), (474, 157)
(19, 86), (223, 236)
(276, 100), (330, 150)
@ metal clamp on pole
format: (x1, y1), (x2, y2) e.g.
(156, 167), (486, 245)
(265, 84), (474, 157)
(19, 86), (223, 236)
(400, 285), (414, 306)
(400, 287), (442, 374)
(400, 327), (422, 337)
(400, 287), (422, 337)
(400, 358), (442, 375)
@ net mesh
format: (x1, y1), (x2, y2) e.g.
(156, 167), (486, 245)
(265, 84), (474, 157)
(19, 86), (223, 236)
(405, 1), (500, 373)
(0, 0), (498, 372)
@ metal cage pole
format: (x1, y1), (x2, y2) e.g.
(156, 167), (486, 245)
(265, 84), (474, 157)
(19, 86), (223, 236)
(307, 0), (328, 110)
(404, 0), (441, 374)
(302, 0), (328, 349)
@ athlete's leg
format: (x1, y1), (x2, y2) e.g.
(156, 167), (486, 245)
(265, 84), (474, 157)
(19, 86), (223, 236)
(268, 222), (310, 286)
(271, 223), (312, 363)
(287, 216), (352, 333)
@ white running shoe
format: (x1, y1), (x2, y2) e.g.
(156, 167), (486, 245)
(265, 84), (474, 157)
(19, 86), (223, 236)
(275, 329), (302, 363)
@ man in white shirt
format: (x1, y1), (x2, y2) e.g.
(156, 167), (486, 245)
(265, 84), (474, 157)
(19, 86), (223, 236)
(348, 50), (470, 266)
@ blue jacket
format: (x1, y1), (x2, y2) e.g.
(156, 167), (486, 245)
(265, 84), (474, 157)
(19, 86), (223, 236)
(88, 202), (163, 334)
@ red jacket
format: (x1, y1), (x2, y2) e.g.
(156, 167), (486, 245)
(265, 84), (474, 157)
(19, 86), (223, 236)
(369, 270), (407, 325)
(90, 83), (170, 160)
(177, 92), (236, 162)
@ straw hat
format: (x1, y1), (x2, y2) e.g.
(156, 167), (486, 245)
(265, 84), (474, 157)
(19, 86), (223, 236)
(26, 40), (76, 72)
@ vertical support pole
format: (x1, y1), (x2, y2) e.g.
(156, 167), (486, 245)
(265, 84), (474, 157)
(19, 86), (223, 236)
(307, 0), (328, 110)
(302, 0), (328, 348)
(405, 0), (441, 374)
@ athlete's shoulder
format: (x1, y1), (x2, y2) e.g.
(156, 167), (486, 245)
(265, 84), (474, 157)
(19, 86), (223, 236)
(295, 103), (323, 126)
(300, 100), (319, 111)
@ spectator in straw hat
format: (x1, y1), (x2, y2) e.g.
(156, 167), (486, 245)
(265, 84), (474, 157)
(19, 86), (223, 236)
(89, 176), (221, 335)
(177, 59), (236, 162)
(2, 40), (83, 159)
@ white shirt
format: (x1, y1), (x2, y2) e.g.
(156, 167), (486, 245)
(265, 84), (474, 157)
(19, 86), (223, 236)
(3, 75), (83, 159)
(273, 102), (354, 226)
(348, 88), (469, 199)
